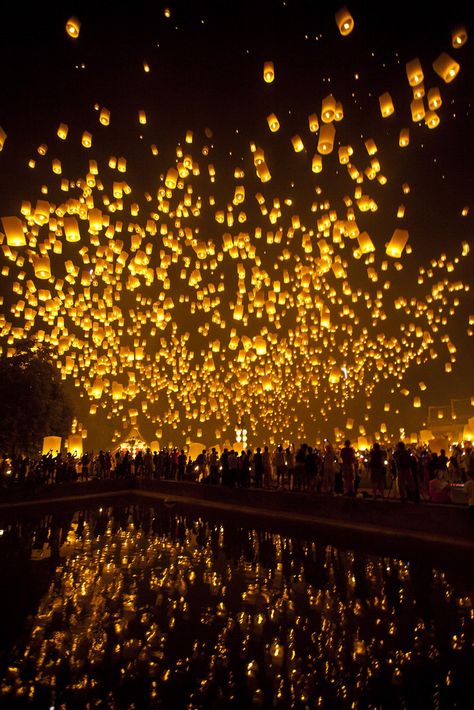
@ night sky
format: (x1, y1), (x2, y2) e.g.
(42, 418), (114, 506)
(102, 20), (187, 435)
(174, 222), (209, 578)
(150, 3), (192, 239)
(0, 1), (473, 451)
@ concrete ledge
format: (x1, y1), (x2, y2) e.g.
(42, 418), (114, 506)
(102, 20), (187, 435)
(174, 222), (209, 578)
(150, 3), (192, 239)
(0, 478), (472, 549)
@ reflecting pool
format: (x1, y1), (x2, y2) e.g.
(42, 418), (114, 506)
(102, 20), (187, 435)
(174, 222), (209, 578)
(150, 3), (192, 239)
(0, 500), (473, 709)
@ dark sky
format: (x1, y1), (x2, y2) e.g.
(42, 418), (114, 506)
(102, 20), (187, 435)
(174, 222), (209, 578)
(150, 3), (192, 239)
(0, 1), (473, 450)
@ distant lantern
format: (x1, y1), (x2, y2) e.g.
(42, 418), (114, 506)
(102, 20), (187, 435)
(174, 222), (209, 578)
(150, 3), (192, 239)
(432, 52), (460, 83)
(65, 17), (81, 38)
(427, 87), (442, 110)
(317, 123), (336, 154)
(99, 107), (110, 125)
(291, 135), (305, 152)
(64, 216), (81, 242)
(379, 92), (394, 117)
(308, 113), (319, 133)
(33, 255), (51, 280)
(0, 126), (6, 151)
(138, 110), (147, 125)
(425, 111), (440, 129)
(335, 6), (354, 36)
(413, 396), (421, 408)
(386, 229), (409, 258)
(405, 58), (424, 86)
(165, 167), (179, 189)
(357, 231), (375, 254)
(81, 131), (92, 148)
(263, 61), (274, 83)
(321, 94), (336, 123)
(410, 98), (425, 122)
(267, 113), (280, 132)
(2, 216), (26, 246)
(57, 123), (68, 140)
(451, 25), (468, 48)
(312, 154), (323, 173)
(399, 128), (410, 147)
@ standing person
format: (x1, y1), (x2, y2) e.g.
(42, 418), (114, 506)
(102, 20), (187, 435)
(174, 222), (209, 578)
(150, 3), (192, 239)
(368, 442), (386, 499)
(285, 445), (295, 490)
(253, 447), (264, 488)
(262, 446), (272, 488)
(177, 449), (187, 481)
(393, 442), (412, 502)
(273, 445), (286, 489)
(464, 470), (474, 530)
(294, 444), (307, 491)
(81, 452), (90, 482)
(322, 442), (336, 495)
(220, 448), (230, 486)
(305, 446), (317, 492)
(209, 447), (219, 484)
(341, 440), (357, 496)
(143, 448), (154, 479)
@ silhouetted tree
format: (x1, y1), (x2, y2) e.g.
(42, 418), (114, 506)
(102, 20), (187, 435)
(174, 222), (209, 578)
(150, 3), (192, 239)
(0, 340), (73, 456)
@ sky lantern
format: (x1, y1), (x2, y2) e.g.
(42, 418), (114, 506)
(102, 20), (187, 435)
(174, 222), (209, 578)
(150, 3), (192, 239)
(386, 229), (409, 258)
(335, 6), (354, 36)
(57, 123), (68, 140)
(379, 92), (394, 117)
(317, 124), (335, 154)
(33, 255), (51, 280)
(2, 216), (26, 246)
(321, 95), (336, 123)
(291, 135), (305, 152)
(65, 17), (81, 38)
(99, 108), (110, 125)
(432, 53), (460, 82)
(0, 126), (6, 151)
(405, 58), (424, 86)
(410, 98), (425, 122)
(267, 113), (280, 132)
(451, 25), (468, 48)
(427, 87), (442, 110)
(263, 61), (274, 83)
(308, 113), (319, 133)
(425, 111), (440, 129)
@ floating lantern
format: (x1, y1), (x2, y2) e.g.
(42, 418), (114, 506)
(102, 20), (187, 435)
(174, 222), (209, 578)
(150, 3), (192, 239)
(379, 92), (394, 117)
(2, 216), (26, 246)
(312, 154), (323, 173)
(451, 25), (468, 48)
(42, 436), (62, 455)
(425, 111), (440, 129)
(65, 17), (81, 38)
(410, 98), (425, 122)
(432, 53), (460, 83)
(57, 123), (68, 140)
(321, 94), (336, 123)
(386, 229), (409, 258)
(335, 6), (354, 36)
(33, 255), (51, 280)
(291, 135), (305, 152)
(317, 123), (335, 154)
(99, 107), (110, 125)
(267, 113), (280, 132)
(406, 58), (424, 86)
(67, 435), (83, 457)
(263, 61), (274, 83)
(0, 126), (6, 151)
(427, 87), (442, 110)
(308, 113), (319, 132)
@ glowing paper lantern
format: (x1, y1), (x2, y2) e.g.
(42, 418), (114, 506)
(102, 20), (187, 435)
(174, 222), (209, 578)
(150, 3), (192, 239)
(33, 255), (51, 280)
(425, 111), (440, 129)
(405, 58), (424, 86)
(267, 113), (280, 132)
(165, 168), (178, 189)
(379, 92), (394, 117)
(321, 95), (336, 123)
(317, 124), (335, 154)
(432, 53), (460, 83)
(451, 26), (468, 48)
(0, 126), (6, 151)
(427, 87), (442, 110)
(291, 135), (305, 152)
(65, 17), (81, 38)
(308, 113), (319, 133)
(99, 107), (110, 125)
(2, 216), (26, 246)
(64, 216), (81, 242)
(399, 128), (410, 147)
(410, 98), (425, 122)
(42, 436), (61, 455)
(67, 435), (83, 457)
(57, 123), (68, 140)
(357, 231), (375, 254)
(386, 229), (409, 258)
(335, 6), (354, 36)
(263, 61), (274, 83)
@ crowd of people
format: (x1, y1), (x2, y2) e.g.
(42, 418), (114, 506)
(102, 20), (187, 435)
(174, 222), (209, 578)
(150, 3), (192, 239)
(1, 439), (474, 508)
